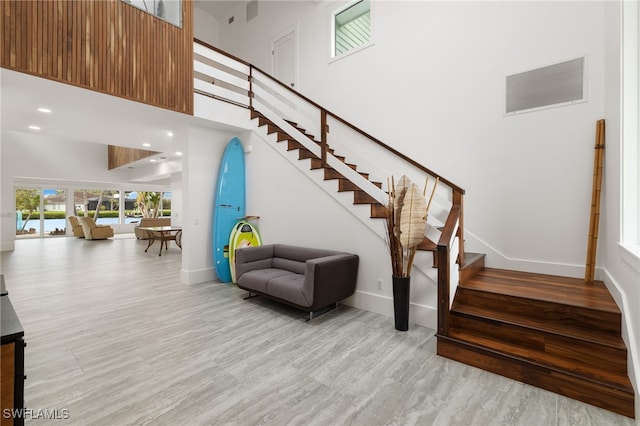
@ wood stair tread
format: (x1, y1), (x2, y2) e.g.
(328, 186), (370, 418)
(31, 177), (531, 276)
(447, 328), (634, 392)
(463, 268), (620, 313)
(451, 302), (627, 349)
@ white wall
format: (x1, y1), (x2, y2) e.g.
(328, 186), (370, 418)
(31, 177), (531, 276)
(219, 0), (608, 277)
(193, 5), (219, 46)
(180, 125), (241, 285)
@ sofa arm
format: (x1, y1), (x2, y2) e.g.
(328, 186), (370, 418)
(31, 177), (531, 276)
(303, 254), (359, 310)
(235, 245), (276, 279)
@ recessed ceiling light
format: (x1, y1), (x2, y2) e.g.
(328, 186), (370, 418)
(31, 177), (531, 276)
(150, 159), (157, 163)
(175, 151), (183, 156)
(167, 131), (174, 137)
(142, 143), (151, 147)
(37, 107), (52, 113)
(28, 125), (41, 130)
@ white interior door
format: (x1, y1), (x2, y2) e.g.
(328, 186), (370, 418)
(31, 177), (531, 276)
(272, 29), (297, 90)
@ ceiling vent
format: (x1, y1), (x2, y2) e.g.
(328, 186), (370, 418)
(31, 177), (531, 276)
(506, 57), (585, 114)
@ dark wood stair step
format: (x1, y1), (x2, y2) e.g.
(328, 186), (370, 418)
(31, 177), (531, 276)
(370, 203), (386, 219)
(449, 312), (628, 375)
(465, 268), (621, 313)
(459, 252), (485, 283)
(298, 149), (319, 161)
(458, 270), (622, 335)
(353, 190), (378, 205)
(257, 116), (271, 126)
(446, 328), (633, 392)
(310, 158), (323, 170)
(451, 300), (627, 350)
(437, 334), (635, 418)
(455, 286), (621, 336)
(324, 167), (343, 180)
(338, 179), (359, 192)
(287, 140), (305, 151)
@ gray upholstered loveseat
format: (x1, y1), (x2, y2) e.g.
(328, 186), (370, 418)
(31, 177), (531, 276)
(235, 244), (359, 319)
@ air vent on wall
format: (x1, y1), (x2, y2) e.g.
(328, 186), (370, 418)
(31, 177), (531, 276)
(247, 0), (258, 22)
(506, 57), (585, 114)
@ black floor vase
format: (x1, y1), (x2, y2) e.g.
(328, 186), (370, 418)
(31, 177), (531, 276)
(392, 276), (410, 331)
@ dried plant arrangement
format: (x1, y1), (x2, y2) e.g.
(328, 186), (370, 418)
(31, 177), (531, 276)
(385, 175), (439, 277)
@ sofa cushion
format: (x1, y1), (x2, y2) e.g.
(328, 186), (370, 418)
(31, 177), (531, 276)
(267, 274), (309, 307)
(272, 257), (306, 275)
(237, 268), (295, 294)
(273, 245), (341, 262)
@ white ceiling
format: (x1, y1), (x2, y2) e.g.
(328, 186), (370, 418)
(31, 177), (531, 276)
(2, 69), (190, 155)
(1, 67), (238, 183)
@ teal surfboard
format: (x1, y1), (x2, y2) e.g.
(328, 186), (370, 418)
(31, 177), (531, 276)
(213, 138), (245, 283)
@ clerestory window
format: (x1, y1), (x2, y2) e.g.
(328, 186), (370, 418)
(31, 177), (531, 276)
(332, 0), (371, 58)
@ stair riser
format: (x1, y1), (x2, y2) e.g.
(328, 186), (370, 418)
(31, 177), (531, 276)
(450, 314), (628, 375)
(298, 149), (318, 161)
(455, 288), (621, 334)
(324, 168), (343, 180)
(437, 337), (635, 419)
(353, 190), (378, 205)
(370, 204), (387, 219)
(339, 179), (359, 192)
(460, 255), (485, 283)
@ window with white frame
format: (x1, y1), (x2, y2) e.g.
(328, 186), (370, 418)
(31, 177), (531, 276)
(622, 1), (640, 257)
(332, 0), (371, 58)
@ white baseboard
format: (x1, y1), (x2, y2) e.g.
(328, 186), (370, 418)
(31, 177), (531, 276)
(181, 267), (217, 285)
(599, 267), (639, 417)
(343, 290), (437, 330)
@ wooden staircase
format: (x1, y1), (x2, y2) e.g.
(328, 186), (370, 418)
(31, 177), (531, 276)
(439, 254), (635, 418)
(251, 109), (635, 419)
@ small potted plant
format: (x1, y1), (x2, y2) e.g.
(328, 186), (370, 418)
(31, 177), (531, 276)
(385, 175), (438, 330)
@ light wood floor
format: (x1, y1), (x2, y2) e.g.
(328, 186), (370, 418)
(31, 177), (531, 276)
(0, 237), (635, 425)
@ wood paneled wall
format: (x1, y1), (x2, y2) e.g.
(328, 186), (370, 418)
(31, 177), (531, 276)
(1, 0), (193, 114)
(108, 145), (160, 170)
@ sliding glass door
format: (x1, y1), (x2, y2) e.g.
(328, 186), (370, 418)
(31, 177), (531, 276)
(15, 188), (67, 239)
